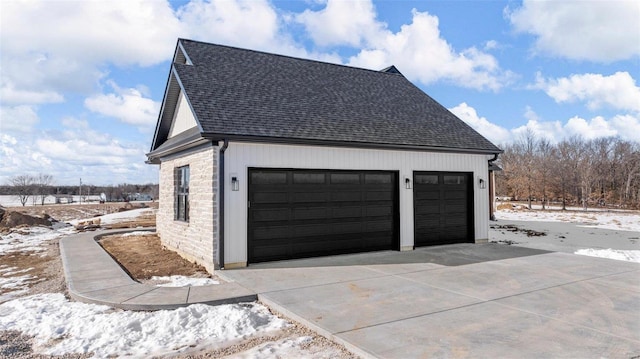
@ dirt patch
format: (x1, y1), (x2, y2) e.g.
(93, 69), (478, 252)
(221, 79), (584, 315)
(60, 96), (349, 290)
(98, 233), (210, 281)
(497, 203), (530, 211)
(7, 202), (158, 223)
(0, 208), (53, 234)
(490, 224), (546, 237)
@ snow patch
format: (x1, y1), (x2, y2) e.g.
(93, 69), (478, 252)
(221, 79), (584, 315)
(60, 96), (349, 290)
(496, 209), (640, 232)
(0, 293), (289, 358)
(0, 226), (74, 254)
(150, 275), (219, 287)
(69, 208), (154, 226)
(121, 230), (155, 237)
(574, 248), (640, 263)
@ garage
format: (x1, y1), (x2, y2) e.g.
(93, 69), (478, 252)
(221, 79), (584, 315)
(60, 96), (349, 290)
(248, 168), (399, 263)
(413, 172), (474, 246)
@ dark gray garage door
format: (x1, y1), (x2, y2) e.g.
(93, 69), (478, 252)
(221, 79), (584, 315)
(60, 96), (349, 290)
(413, 172), (473, 246)
(248, 168), (399, 263)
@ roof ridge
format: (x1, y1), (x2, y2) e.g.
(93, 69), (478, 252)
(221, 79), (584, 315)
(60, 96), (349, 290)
(177, 38), (404, 77)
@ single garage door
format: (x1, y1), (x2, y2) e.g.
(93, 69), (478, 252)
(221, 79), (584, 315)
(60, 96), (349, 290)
(248, 168), (399, 263)
(413, 172), (474, 246)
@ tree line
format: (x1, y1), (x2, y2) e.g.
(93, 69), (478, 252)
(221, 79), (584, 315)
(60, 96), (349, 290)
(2, 174), (159, 206)
(495, 132), (640, 210)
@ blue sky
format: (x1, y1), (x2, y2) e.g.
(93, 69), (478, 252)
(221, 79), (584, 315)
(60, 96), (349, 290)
(1, 0), (639, 185)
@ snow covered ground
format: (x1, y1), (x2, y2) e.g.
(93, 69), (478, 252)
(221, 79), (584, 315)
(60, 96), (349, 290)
(69, 207), (155, 226)
(495, 207), (640, 263)
(0, 210), (350, 358)
(496, 206), (640, 232)
(0, 293), (288, 357)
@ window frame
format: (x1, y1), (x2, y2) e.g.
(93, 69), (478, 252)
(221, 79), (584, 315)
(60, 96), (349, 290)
(174, 165), (190, 222)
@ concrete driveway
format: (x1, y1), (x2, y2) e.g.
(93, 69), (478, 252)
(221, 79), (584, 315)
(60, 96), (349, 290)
(220, 244), (640, 358)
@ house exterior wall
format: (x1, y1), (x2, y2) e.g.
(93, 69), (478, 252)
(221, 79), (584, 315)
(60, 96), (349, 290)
(168, 91), (198, 138)
(222, 141), (491, 266)
(157, 145), (217, 274)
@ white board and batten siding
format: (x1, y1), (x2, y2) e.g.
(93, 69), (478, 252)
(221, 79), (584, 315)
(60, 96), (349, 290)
(222, 141), (491, 265)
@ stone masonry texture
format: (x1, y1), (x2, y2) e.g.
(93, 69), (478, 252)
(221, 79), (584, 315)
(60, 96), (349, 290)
(157, 146), (218, 274)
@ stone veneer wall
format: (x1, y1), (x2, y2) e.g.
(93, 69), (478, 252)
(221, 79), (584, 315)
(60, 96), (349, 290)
(157, 145), (217, 274)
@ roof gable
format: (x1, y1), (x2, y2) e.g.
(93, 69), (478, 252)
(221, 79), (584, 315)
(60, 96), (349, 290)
(149, 39), (501, 158)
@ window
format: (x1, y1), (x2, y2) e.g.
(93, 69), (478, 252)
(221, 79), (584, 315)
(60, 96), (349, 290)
(365, 173), (391, 184)
(415, 175), (439, 185)
(175, 166), (189, 221)
(444, 175), (465, 185)
(293, 172), (325, 184)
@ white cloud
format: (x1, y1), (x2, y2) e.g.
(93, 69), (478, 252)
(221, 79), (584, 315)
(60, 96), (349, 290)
(178, 0), (279, 49)
(84, 81), (160, 129)
(295, 0), (384, 47)
(449, 103), (511, 144)
(564, 116), (619, 140)
(507, 0), (640, 62)
(484, 40), (499, 51)
(533, 72), (640, 112)
(451, 103), (640, 144)
(0, 0), (181, 101)
(342, 8), (513, 91)
(0, 128), (157, 186)
(61, 118), (90, 130)
(0, 80), (64, 105)
(0, 105), (40, 133)
(177, 0), (341, 63)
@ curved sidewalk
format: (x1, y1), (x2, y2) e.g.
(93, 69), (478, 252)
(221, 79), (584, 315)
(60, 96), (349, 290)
(59, 229), (256, 311)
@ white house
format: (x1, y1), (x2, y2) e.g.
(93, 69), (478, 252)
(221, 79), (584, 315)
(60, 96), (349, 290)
(147, 39), (502, 273)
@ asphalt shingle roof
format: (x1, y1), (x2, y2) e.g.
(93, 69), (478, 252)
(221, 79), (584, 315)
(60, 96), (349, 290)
(172, 39), (500, 153)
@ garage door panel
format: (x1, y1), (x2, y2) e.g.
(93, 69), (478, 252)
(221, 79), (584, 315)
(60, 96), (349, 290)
(292, 223), (329, 237)
(331, 222), (363, 234)
(251, 244), (290, 260)
(330, 191), (362, 202)
(253, 192), (288, 204)
(365, 205), (392, 217)
(292, 191), (326, 203)
(444, 216), (467, 226)
(253, 226), (290, 240)
(365, 220), (393, 232)
(365, 191), (392, 201)
(252, 208), (290, 222)
(414, 171), (472, 247)
(292, 207), (327, 220)
(249, 169), (398, 263)
(444, 191), (466, 200)
(415, 204), (440, 215)
(415, 191), (440, 200)
(331, 206), (362, 218)
(444, 203), (467, 212)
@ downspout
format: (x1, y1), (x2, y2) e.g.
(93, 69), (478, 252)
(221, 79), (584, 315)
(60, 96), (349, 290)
(218, 139), (229, 269)
(488, 153), (499, 221)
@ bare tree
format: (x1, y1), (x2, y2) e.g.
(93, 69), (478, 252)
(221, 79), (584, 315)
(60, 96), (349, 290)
(536, 138), (554, 210)
(34, 173), (54, 205)
(9, 175), (35, 206)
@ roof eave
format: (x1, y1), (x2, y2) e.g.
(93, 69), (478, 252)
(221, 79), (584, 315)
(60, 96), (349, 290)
(146, 128), (210, 162)
(201, 133), (502, 155)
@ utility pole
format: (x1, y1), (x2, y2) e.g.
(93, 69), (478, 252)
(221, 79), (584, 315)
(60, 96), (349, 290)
(79, 178), (82, 204)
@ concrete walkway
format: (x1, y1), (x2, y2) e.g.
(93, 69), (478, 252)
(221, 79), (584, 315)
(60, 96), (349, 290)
(59, 229), (255, 311)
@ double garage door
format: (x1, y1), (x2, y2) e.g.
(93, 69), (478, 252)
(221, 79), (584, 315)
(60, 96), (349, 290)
(248, 169), (399, 263)
(248, 168), (473, 263)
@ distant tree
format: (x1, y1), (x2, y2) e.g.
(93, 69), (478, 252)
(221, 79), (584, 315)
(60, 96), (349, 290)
(536, 138), (554, 210)
(34, 173), (54, 205)
(9, 175), (35, 206)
